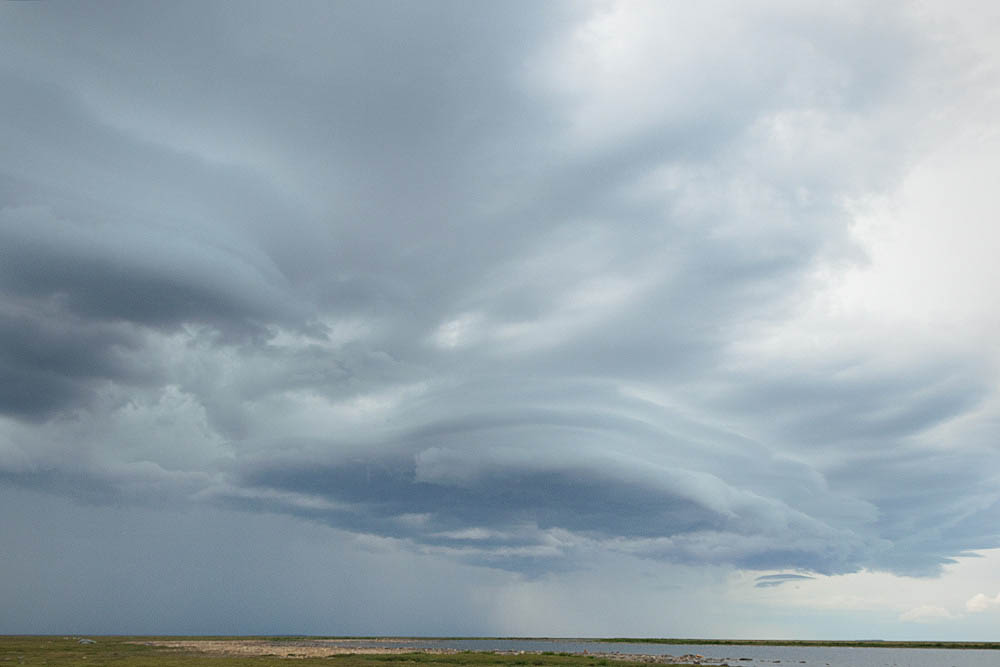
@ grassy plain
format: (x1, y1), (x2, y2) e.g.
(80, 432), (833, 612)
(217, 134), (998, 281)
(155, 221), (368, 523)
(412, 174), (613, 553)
(4, 634), (998, 667)
(0, 637), (682, 667)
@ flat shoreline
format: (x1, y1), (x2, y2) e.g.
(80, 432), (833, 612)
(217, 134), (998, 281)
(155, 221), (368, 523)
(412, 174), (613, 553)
(132, 637), (1000, 651)
(134, 640), (717, 664)
(7, 636), (999, 651)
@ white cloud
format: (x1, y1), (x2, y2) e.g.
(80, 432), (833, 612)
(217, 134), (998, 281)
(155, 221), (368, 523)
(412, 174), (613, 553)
(741, 549), (1000, 625)
(966, 592), (1000, 613)
(899, 604), (953, 623)
(431, 312), (484, 349)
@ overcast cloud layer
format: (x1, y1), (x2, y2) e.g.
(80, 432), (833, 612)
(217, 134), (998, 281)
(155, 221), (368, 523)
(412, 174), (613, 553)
(2, 1), (1000, 636)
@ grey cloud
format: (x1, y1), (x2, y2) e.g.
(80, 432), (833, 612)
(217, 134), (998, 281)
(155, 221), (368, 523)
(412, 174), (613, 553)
(711, 360), (989, 448)
(0, 304), (145, 419)
(0, 0), (996, 614)
(0, 485), (504, 635)
(220, 396), (879, 574)
(755, 573), (815, 588)
(0, 205), (299, 331)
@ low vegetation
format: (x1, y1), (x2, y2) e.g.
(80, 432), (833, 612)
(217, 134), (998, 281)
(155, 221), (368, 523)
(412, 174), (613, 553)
(0, 637), (677, 667)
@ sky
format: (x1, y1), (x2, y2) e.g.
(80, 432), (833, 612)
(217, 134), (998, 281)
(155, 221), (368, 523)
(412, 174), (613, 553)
(1, 0), (1000, 640)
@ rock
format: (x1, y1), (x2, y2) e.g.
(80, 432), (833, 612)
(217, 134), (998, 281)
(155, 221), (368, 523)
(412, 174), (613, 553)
(78, 639), (96, 645)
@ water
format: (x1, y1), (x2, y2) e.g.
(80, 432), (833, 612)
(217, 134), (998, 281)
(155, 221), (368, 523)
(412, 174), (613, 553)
(325, 638), (998, 667)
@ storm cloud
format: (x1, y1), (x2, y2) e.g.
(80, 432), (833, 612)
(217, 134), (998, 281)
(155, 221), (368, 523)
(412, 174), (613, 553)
(2, 0), (1000, 634)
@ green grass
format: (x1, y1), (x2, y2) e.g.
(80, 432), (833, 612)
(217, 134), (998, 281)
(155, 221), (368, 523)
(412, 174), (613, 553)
(5, 634), (998, 667)
(0, 637), (684, 667)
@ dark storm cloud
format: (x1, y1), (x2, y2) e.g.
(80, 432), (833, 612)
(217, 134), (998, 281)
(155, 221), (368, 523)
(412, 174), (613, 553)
(232, 450), (867, 573)
(0, 306), (142, 419)
(0, 204), (300, 331)
(218, 392), (880, 574)
(1, 0), (997, 598)
(755, 573), (814, 588)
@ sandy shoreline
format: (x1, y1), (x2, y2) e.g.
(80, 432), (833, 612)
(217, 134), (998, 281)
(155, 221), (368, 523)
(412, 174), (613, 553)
(136, 639), (460, 657)
(136, 639), (716, 664)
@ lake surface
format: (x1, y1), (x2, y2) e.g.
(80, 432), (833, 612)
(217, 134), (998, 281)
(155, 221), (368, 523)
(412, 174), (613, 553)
(327, 638), (998, 667)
